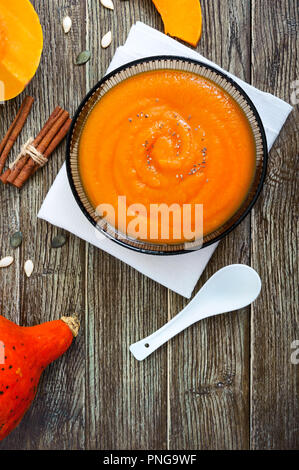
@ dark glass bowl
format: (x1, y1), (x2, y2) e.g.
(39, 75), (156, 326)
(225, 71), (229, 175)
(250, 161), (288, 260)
(66, 56), (268, 255)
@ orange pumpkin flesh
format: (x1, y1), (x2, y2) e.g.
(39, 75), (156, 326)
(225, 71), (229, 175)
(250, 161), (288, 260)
(79, 70), (255, 243)
(0, 315), (79, 441)
(0, 0), (43, 101)
(152, 0), (202, 46)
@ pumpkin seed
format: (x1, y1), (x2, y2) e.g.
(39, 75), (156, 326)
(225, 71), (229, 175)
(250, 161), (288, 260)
(63, 16), (72, 34)
(75, 50), (91, 65)
(100, 0), (114, 10)
(24, 260), (34, 278)
(10, 231), (23, 249)
(101, 31), (112, 49)
(51, 234), (67, 248)
(0, 256), (14, 268)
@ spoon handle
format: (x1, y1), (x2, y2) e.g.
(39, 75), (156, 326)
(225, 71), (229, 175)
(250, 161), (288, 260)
(130, 305), (205, 361)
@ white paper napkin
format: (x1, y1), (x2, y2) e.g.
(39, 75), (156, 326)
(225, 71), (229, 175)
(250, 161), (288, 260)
(38, 22), (292, 298)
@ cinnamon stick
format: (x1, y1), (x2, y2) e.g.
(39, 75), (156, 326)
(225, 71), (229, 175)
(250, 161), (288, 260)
(0, 100), (26, 156)
(31, 118), (72, 177)
(2, 106), (63, 184)
(44, 118), (72, 159)
(0, 167), (14, 184)
(36, 110), (69, 155)
(12, 111), (70, 188)
(0, 96), (34, 174)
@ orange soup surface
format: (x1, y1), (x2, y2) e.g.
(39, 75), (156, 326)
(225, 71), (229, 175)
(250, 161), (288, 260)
(79, 70), (255, 244)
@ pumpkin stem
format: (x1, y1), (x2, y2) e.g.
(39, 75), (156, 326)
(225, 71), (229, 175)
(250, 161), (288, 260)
(60, 315), (80, 337)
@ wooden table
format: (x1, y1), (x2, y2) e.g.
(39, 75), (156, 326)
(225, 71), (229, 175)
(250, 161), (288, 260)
(0, 0), (298, 450)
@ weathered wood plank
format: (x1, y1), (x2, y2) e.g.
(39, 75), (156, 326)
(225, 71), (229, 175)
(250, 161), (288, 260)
(0, 100), (22, 326)
(250, 0), (299, 450)
(168, 0), (251, 450)
(84, 0), (168, 450)
(0, 0), (87, 449)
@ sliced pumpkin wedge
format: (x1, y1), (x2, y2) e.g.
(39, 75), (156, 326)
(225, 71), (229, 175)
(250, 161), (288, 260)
(0, 0), (43, 101)
(152, 0), (202, 47)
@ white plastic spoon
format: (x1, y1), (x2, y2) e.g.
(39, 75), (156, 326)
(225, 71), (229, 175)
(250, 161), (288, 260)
(130, 264), (261, 361)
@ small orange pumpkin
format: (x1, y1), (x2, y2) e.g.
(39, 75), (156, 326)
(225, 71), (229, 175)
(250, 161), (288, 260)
(0, 314), (80, 441)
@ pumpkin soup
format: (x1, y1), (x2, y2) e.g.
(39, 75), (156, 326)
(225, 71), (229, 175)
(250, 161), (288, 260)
(79, 70), (255, 244)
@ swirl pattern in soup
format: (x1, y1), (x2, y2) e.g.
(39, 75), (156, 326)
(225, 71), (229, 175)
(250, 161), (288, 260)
(79, 70), (255, 244)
